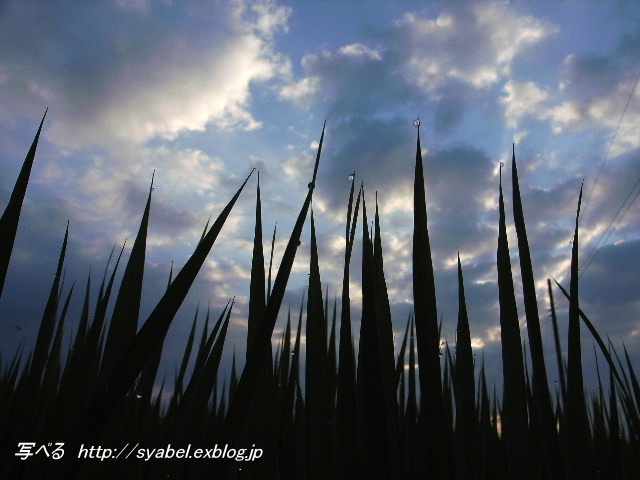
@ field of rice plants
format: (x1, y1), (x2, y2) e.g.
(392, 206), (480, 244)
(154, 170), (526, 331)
(0, 115), (638, 479)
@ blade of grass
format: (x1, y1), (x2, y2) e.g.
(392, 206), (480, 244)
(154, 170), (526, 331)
(28, 222), (68, 394)
(267, 223), (277, 302)
(357, 189), (392, 479)
(247, 173), (266, 359)
(100, 173), (154, 382)
(564, 183), (589, 480)
(412, 126), (448, 479)
(0, 110), (47, 298)
(336, 177), (360, 479)
(51, 169), (254, 479)
(306, 210), (330, 479)
(497, 167), (532, 479)
(219, 123), (325, 459)
(548, 278), (567, 408)
(373, 195), (400, 479)
(454, 254), (477, 480)
(395, 312), (410, 390)
(511, 146), (563, 478)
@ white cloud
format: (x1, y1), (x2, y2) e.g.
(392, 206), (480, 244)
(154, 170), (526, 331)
(279, 1), (558, 122)
(337, 43), (382, 60)
(1, 0), (292, 148)
(395, 3), (558, 90)
(279, 76), (320, 105)
(501, 80), (550, 128)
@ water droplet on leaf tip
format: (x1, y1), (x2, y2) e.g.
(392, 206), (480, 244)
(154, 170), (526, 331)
(413, 119), (420, 128)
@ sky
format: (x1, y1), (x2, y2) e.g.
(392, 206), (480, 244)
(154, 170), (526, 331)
(0, 0), (639, 397)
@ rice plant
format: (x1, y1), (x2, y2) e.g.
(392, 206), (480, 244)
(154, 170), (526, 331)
(0, 114), (638, 479)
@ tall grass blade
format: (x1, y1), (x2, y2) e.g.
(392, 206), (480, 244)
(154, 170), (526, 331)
(220, 123), (324, 454)
(72, 272), (91, 354)
(553, 280), (628, 401)
(412, 126), (448, 479)
(0, 110), (47, 298)
(373, 195), (400, 479)
(395, 312), (411, 389)
(100, 173), (154, 381)
(180, 301), (233, 438)
(51, 169), (254, 479)
(608, 368), (622, 479)
(403, 313), (422, 478)
(327, 296), (337, 409)
(280, 295), (304, 480)
(166, 304), (199, 417)
(564, 183), (590, 480)
(336, 177), (360, 479)
(622, 344), (640, 419)
(48, 247), (124, 440)
(548, 278), (567, 407)
(28, 222), (68, 392)
(357, 190), (393, 478)
(511, 147), (563, 477)
(306, 210), (331, 479)
(247, 173), (266, 357)
(497, 168), (532, 479)
(267, 223), (277, 302)
(454, 254), (477, 480)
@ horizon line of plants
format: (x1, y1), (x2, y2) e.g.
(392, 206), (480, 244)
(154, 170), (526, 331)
(0, 112), (638, 479)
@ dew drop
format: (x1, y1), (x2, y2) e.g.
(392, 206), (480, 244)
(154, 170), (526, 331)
(439, 352), (443, 358)
(136, 393), (142, 399)
(413, 118), (420, 128)
(308, 182), (315, 190)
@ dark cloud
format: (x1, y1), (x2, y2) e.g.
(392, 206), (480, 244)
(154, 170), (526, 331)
(581, 239), (640, 309)
(120, 179), (200, 232)
(0, 0), (291, 146)
(297, 47), (423, 119)
(434, 96), (464, 134)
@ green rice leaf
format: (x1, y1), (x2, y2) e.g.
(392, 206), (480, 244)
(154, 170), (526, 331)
(101, 173), (154, 381)
(563, 183), (590, 479)
(511, 147), (563, 477)
(547, 278), (567, 407)
(306, 210), (331, 478)
(412, 127), (449, 479)
(0, 110), (47, 298)
(336, 180), (360, 480)
(454, 254), (477, 480)
(247, 174), (266, 359)
(220, 123), (324, 454)
(51, 169), (254, 479)
(395, 312), (410, 390)
(497, 168), (532, 479)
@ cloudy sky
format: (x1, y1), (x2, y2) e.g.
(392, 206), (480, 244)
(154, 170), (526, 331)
(1, 0), (639, 394)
